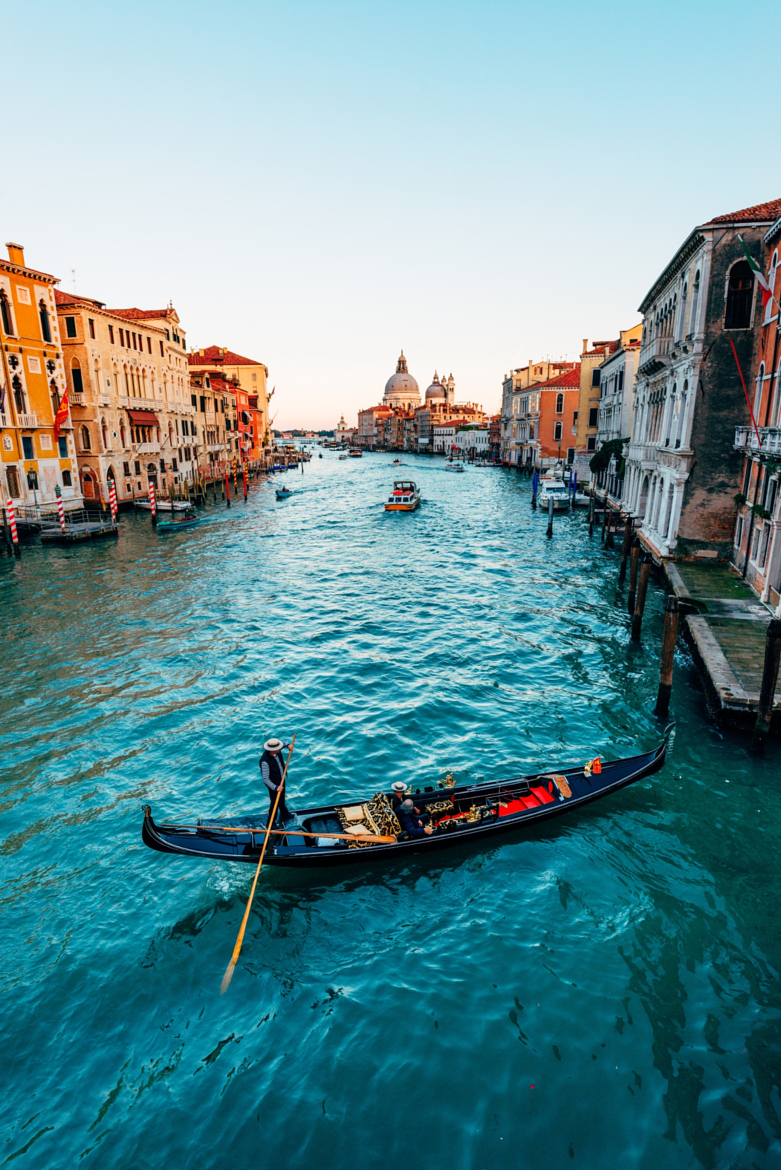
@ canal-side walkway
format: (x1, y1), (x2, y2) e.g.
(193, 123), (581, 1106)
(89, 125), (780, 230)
(664, 560), (779, 726)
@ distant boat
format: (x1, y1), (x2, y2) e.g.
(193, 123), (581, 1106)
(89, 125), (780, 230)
(157, 508), (200, 532)
(349, 449), (362, 458)
(444, 460), (465, 473)
(135, 498), (190, 512)
(385, 480), (420, 512)
(276, 487), (294, 500)
(339, 454), (347, 460)
(392, 458), (401, 465)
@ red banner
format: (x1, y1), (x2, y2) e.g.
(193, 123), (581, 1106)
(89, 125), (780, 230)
(54, 388), (69, 439)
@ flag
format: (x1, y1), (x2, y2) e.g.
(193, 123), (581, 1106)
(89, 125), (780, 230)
(738, 235), (776, 315)
(53, 388), (69, 438)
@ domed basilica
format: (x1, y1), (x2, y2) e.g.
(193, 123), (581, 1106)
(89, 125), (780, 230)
(383, 352), (455, 410)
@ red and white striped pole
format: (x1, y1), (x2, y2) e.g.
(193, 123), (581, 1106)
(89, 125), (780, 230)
(108, 479), (118, 522)
(6, 498), (20, 557)
(242, 458), (248, 502)
(55, 484), (66, 533)
(149, 482), (157, 527)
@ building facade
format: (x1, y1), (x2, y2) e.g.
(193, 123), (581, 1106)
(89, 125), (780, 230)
(0, 243), (80, 509)
(500, 359), (576, 465)
(623, 197), (781, 559)
(188, 346), (269, 456)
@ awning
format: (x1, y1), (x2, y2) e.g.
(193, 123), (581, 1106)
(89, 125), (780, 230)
(127, 409), (160, 426)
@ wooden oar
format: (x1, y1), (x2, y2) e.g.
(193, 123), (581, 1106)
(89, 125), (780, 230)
(220, 734), (296, 994)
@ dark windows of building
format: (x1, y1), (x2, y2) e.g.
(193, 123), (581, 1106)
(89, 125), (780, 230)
(21, 435), (34, 459)
(165, 329), (170, 340)
(147, 337), (152, 353)
(65, 316), (77, 338)
(554, 420), (563, 442)
(566, 447), (575, 463)
(119, 328), (125, 346)
(71, 361), (84, 394)
(618, 370), (624, 395)
(555, 393), (564, 414)
(725, 261), (754, 330)
(200, 396), (206, 412)
(12, 375), (25, 414)
(159, 459), (166, 472)
(134, 461), (141, 475)
(172, 458), (178, 471)
(159, 340), (164, 356)
(80, 424), (91, 451)
(62, 470), (72, 486)
(0, 290), (15, 335)
(591, 369), (600, 388)
(123, 461), (131, 476)
(108, 324), (114, 343)
(588, 406), (599, 427)
(102, 420), (108, 448)
(191, 394), (197, 407)
(58, 436), (68, 457)
(6, 466), (20, 496)
(51, 381), (60, 418)
(39, 299), (52, 342)
(587, 435), (597, 452)
(742, 459), (752, 497)
(88, 318), (96, 339)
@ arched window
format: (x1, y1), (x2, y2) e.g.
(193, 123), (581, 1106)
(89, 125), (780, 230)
(80, 424), (91, 451)
(101, 419), (109, 449)
(124, 365), (130, 395)
(754, 362), (765, 420)
(0, 290), (15, 336)
(50, 379), (60, 417)
(39, 299), (52, 343)
(725, 260), (754, 329)
(678, 281), (688, 340)
(690, 271), (700, 336)
(120, 422), (126, 447)
(71, 358), (83, 395)
(555, 393), (564, 414)
(106, 466), (116, 485)
(665, 385), (677, 447)
(665, 482), (676, 543)
(12, 375), (25, 414)
(676, 380), (688, 448)
(82, 471), (95, 498)
(765, 250), (779, 325)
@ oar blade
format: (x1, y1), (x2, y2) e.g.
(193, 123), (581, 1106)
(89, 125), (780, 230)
(220, 959), (238, 995)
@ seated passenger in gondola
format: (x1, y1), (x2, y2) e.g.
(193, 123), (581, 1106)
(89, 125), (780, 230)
(396, 798), (433, 838)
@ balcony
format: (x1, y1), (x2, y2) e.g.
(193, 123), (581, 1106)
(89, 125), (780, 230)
(118, 396), (158, 411)
(17, 413), (38, 429)
(99, 394), (111, 406)
(136, 442), (161, 454)
(734, 425), (781, 456)
(204, 411), (216, 424)
(70, 393), (86, 407)
(627, 442), (659, 467)
(637, 336), (671, 377)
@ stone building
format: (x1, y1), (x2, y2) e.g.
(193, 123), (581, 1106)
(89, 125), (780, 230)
(500, 359), (576, 465)
(623, 196), (781, 559)
(0, 242), (80, 509)
(55, 291), (193, 504)
(572, 340), (618, 475)
(383, 352), (421, 411)
(188, 346), (269, 457)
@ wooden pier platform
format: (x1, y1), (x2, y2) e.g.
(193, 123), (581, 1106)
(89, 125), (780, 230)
(40, 520), (119, 545)
(665, 561), (780, 729)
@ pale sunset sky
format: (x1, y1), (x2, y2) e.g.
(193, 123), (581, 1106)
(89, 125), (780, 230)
(3, 0), (781, 427)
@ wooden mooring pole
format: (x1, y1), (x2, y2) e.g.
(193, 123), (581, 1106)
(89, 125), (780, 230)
(605, 509), (615, 550)
(653, 595), (680, 718)
(750, 619), (781, 755)
(631, 555), (652, 642)
(546, 495), (554, 538)
(627, 538), (640, 614)
(588, 493), (594, 536)
(619, 516), (633, 582)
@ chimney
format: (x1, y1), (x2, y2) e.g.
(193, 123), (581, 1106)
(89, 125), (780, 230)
(6, 242), (25, 266)
(582, 339), (588, 353)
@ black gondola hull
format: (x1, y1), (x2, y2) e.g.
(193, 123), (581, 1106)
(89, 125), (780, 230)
(141, 741), (667, 869)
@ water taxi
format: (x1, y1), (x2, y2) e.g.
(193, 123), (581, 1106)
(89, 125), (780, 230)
(537, 474), (571, 511)
(444, 460), (465, 472)
(384, 480), (420, 512)
(348, 449), (363, 458)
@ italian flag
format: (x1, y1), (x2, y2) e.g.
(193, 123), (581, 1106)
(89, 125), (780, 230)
(738, 234), (776, 314)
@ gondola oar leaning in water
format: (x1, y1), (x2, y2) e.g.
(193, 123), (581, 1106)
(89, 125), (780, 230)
(220, 733), (296, 994)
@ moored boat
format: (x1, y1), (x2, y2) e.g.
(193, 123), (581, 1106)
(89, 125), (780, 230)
(384, 480), (420, 512)
(135, 498), (190, 512)
(538, 475), (571, 511)
(141, 740), (668, 869)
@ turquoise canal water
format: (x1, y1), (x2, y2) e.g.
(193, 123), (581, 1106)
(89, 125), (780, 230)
(2, 453), (780, 1170)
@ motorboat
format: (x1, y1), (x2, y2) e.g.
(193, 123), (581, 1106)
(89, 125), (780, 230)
(573, 489), (590, 508)
(384, 480), (420, 512)
(157, 507), (199, 532)
(444, 460), (465, 472)
(392, 458), (401, 465)
(135, 498), (190, 512)
(537, 475), (571, 511)
(141, 741), (668, 870)
(348, 449), (362, 458)
(339, 454), (347, 460)
(275, 487), (294, 500)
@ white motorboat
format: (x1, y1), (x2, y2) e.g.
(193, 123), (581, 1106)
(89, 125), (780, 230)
(537, 476), (571, 511)
(444, 460), (465, 473)
(385, 480), (421, 512)
(572, 489), (590, 508)
(135, 498), (190, 513)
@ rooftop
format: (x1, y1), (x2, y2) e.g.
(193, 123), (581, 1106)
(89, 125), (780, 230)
(704, 197), (781, 226)
(189, 345), (264, 368)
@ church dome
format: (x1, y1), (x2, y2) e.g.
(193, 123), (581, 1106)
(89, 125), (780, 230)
(425, 371), (446, 401)
(384, 351), (420, 407)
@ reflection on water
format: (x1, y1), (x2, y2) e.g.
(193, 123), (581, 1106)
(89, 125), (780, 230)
(1, 452), (780, 1169)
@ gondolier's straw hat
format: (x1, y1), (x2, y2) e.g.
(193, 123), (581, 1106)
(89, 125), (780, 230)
(264, 737), (284, 752)
(392, 782), (406, 793)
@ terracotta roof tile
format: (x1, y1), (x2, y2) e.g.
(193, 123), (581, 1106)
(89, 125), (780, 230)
(705, 197), (781, 226)
(537, 365), (581, 389)
(108, 307), (173, 321)
(188, 345), (264, 367)
(54, 288), (105, 309)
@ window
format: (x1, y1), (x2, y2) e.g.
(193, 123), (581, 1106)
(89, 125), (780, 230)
(123, 461), (131, 476)
(80, 424), (91, 451)
(0, 290), (14, 335)
(119, 328), (125, 346)
(690, 270), (700, 336)
(765, 250), (779, 325)
(725, 260), (754, 329)
(108, 324), (114, 343)
(134, 461), (141, 475)
(159, 340), (164, 356)
(554, 420), (563, 441)
(58, 436), (68, 457)
(62, 470), (72, 487)
(165, 329), (170, 340)
(88, 318), (95, 339)
(591, 369), (600, 388)
(191, 393), (197, 407)
(588, 407), (598, 427)
(742, 459), (752, 497)
(22, 436), (34, 460)
(147, 337), (152, 353)
(71, 361), (84, 394)
(200, 396), (206, 412)
(101, 420), (108, 448)
(6, 466), (20, 497)
(555, 393), (564, 414)
(587, 435), (597, 452)
(252, 373), (257, 381)
(566, 447), (575, 463)
(172, 458), (178, 471)
(39, 299), (52, 342)
(65, 316), (77, 338)
(754, 362), (765, 420)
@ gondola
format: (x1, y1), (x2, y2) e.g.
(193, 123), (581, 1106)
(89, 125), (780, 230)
(142, 740), (667, 869)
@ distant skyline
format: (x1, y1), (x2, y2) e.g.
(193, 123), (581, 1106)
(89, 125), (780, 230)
(4, 0), (781, 427)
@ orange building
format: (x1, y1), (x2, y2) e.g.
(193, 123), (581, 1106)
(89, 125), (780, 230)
(534, 366), (581, 467)
(188, 346), (268, 459)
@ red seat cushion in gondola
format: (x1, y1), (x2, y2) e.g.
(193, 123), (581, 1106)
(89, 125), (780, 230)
(530, 786), (555, 804)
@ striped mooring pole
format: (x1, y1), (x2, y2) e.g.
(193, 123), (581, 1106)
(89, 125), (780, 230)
(6, 498), (20, 557)
(55, 484), (66, 533)
(109, 479), (118, 521)
(149, 482), (157, 527)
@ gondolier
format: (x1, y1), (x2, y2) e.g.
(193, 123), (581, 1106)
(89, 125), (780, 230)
(259, 737), (295, 826)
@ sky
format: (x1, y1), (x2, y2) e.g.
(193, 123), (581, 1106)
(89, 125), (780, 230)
(3, 0), (781, 428)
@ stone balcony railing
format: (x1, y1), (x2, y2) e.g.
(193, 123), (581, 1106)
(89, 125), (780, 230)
(637, 336), (672, 377)
(627, 442), (659, 465)
(17, 413), (38, 429)
(136, 442), (161, 455)
(734, 425), (781, 456)
(69, 393), (86, 407)
(118, 396), (160, 411)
